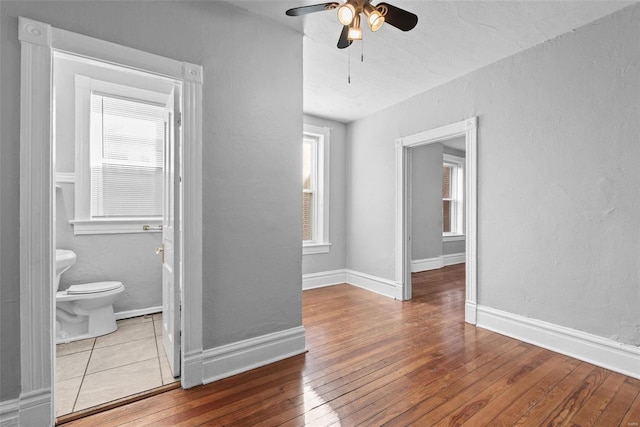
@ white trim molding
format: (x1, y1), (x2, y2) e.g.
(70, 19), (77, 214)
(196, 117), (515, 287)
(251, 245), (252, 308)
(302, 123), (331, 253)
(18, 16), (204, 425)
(114, 306), (162, 320)
(0, 399), (19, 427)
(202, 327), (306, 384)
(303, 269), (347, 290)
(477, 306), (640, 380)
(302, 269), (402, 300)
(411, 257), (443, 273)
(303, 243), (332, 255)
(19, 16), (54, 425)
(411, 253), (466, 273)
(395, 117), (478, 325)
(443, 252), (465, 266)
(69, 218), (163, 235)
(55, 172), (75, 183)
(345, 270), (403, 300)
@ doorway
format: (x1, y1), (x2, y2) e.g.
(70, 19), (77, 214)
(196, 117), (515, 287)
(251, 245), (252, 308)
(395, 117), (478, 324)
(18, 16), (203, 426)
(52, 52), (181, 416)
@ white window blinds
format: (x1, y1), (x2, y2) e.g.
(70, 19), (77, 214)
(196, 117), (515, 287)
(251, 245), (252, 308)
(90, 93), (165, 218)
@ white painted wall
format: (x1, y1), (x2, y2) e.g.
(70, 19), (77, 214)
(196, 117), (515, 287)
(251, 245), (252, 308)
(347, 5), (640, 346)
(0, 0), (303, 401)
(302, 114), (347, 275)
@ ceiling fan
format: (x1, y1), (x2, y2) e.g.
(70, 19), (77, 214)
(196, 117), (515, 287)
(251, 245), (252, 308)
(286, 0), (418, 49)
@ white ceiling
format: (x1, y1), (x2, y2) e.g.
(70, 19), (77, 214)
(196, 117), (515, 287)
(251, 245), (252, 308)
(229, 1), (633, 123)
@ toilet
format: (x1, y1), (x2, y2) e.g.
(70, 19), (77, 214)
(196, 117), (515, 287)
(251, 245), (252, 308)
(55, 249), (125, 344)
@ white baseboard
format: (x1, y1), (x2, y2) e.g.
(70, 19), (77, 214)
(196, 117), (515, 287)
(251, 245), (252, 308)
(411, 257), (443, 273)
(182, 350), (204, 389)
(115, 306), (162, 320)
(411, 253), (465, 273)
(202, 326), (306, 384)
(0, 398), (19, 427)
(13, 389), (51, 427)
(477, 305), (640, 380)
(345, 270), (403, 300)
(303, 269), (347, 290)
(465, 301), (477, 325)
(443, 252), (465, 266)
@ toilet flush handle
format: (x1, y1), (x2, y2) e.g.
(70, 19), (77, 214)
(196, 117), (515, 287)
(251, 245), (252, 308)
(155, 243), (165, 264)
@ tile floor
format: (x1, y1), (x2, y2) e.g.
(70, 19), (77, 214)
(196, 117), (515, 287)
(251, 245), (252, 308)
(55, 313), (179, 417)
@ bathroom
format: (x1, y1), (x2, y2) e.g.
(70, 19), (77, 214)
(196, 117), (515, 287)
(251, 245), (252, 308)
(53, 52), (179, 417)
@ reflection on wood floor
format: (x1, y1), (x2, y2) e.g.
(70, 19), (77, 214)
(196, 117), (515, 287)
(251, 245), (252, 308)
(63, 264), (640, 426)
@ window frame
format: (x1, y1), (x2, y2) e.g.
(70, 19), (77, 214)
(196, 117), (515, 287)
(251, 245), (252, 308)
(442, 153), (465, 241)
(302, 124), (331, 255)
(70, 75), (169, 235)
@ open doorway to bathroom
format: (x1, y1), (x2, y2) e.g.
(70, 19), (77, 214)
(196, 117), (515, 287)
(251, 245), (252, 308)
(52, 51), (181, 418)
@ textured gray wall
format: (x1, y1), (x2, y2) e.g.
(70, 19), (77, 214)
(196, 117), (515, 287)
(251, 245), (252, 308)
(347, 5), (640, 346)
(302, 115), (347, 275)
(0, 0), (303, 401)
(411, 143), (443, 260)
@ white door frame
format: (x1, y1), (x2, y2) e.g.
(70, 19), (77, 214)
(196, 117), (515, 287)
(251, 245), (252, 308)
(395, 117), (478, 324)
(18, 17), (204, 425)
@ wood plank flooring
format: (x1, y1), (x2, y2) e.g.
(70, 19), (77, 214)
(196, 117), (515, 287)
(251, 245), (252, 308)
(61, 264), (640, 426)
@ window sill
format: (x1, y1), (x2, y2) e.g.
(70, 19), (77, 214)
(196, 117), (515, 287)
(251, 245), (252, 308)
(443, 234), (465, 242)
(69, 218), (162, 235)
(303, 242), (332, 255)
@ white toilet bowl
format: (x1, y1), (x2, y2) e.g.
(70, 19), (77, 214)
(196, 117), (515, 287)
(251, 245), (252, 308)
(55, 250), (125, 344)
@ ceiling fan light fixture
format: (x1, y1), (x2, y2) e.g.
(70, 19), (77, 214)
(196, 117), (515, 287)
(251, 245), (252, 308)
(364, 3), (385, 32)
(347, 14), (363, 40)
(337, 1), (357, 25)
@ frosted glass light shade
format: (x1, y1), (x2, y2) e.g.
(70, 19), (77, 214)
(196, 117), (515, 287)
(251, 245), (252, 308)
(337, 3), (356, 25)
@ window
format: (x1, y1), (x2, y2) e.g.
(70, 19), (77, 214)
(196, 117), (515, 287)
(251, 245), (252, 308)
(71, 75), (171, 235)
(302, 124), (331, 254)
(442, 153), (464, 238)
(90, 93), (164, 218)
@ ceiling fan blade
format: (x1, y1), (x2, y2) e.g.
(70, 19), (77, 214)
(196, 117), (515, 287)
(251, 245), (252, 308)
(337, 25), (353, 49)
(377, 2), (418, 31)
(286, 2), (339, 16)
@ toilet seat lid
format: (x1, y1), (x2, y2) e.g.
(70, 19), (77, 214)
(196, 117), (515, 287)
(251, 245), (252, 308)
(66, 281), (123, 295)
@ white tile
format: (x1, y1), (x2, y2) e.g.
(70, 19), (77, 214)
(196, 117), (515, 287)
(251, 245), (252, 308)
(116, 315), (153, 328)
(86, 337), (158, 375)
(55, 376), (82, 417)
(74, 359), (162, 411)
(56, 351), (90, 382)
(56, 338), (95, 357)
(94, 322), (155, 349)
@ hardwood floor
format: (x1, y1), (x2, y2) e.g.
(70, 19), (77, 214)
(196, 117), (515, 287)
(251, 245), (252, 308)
(62, 264), (640, 426)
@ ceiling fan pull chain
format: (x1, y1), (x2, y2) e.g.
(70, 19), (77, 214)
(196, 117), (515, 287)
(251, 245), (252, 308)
(348, 47), (351, 84)
(361, 38), (364, 62)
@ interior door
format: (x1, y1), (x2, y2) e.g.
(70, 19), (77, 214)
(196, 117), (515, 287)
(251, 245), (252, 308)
(161, 86), (181, 377)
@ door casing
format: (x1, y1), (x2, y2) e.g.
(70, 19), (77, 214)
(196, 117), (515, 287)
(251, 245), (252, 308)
(394, 117), (478, 324)
(18, 16), (203, 425)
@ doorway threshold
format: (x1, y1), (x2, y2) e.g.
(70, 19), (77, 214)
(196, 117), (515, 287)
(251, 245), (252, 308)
(56, 382), (181, 426)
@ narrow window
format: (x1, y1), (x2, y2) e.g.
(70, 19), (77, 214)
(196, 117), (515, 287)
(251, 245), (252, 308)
(302, 124), (331, 254)
(302, 137), (316, 242)
(442, 154), (464, 236)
